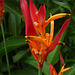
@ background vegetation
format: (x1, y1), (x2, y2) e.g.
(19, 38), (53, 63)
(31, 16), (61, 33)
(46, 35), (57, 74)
(0, 0), (75, 75)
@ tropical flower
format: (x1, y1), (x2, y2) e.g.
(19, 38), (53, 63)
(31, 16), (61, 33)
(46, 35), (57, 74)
(49, 63), (71, 75)
(0, 0), (5, 23)
(49, 50), (71, 75)
(20, 0), (71, 69)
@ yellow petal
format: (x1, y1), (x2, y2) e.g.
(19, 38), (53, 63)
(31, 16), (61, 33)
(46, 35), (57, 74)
(45, 13), (71, 27)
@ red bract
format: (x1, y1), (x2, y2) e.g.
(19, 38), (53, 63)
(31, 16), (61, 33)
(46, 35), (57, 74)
(59, 50), (64, 66)
(20, 0), (71, 69)
(0, 0), (4, 10)
(49, 63), (71, 75)
(0, 0), (5, 23)
(49, 63), (57, 75)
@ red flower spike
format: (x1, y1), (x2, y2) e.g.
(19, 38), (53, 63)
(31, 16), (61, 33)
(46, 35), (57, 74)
(0, 0), (4, 10)
(38, 5), (46, 26)
(0, 0), (5, 23)
(49, 63), (57, 75)
(59, 50), (64, 66)
(20, 0), (37, 36)
(43, 5), (46, 17)
(46, 18), (71, 53)
(29, 0), (38, 22)
(20, 0), (40, 63)
(49, 63), (71, 75)
(21, 0), (71, 70)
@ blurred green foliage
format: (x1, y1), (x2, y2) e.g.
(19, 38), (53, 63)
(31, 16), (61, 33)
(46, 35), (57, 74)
(0, 0), (75, 75)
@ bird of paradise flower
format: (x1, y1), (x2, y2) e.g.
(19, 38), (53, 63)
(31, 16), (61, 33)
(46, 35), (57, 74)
(20, 0), (71, 71)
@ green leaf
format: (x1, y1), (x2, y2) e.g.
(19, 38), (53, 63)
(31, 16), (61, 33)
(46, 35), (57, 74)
(67, 28), (75, 37)
(25, 56), (38, 69)
(0, 36), (27, 57)
(47, 29), (67, 65)
(53, 1), (71, 12)
(13, 49), (30, 63)
(50, 6), (61, 14)
(0, 73), (3, 75)
(47, 46), (59, 65)
(24, 56), (50, 75)
(12, 68), (38, 75)
(4, 0), (22, 18)
(8, 13), (21, 36)
(38, 0), (47, 5)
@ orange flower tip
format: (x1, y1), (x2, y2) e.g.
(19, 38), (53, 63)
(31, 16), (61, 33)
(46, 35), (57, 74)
(25, 40), (29, 42)
(58, 41), (65, 45)
(35, 12), (38, 15)
(68, 14), (71, 16)
(63, 43), (65, 45)
(33, 22), (38, 26)
(25, 36), (30, 39)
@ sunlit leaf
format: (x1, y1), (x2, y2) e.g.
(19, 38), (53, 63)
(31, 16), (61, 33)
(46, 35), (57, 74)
(47, 29), (67, 65)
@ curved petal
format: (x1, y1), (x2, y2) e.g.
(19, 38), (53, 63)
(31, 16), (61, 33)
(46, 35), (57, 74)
(59, 50), (64, 66)
(38, 5), (46, 26)
(29, 0), (38, 22)
(20, 0), (40, 61)
(46, 18), (71, 53)
(20, 0), (37, 36)
(49, 63), (57, 75)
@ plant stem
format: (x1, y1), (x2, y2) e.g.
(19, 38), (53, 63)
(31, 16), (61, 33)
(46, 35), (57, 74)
(38, 68), (42, 75)
(1, 23), (11, 75)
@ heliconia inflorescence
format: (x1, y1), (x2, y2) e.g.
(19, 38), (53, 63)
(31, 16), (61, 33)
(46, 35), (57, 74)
(20, 0), (71, 69)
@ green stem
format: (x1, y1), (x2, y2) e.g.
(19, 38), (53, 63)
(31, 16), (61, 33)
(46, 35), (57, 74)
(1, 23), (11, 75)
(38, 68), (42, 75)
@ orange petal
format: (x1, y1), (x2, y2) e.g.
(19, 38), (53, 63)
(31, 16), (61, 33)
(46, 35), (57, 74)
(45, 13), (71, 27)
(25, 36), (48, 48)
(46, 18), (71, 54)
(49, 13), (54, 45)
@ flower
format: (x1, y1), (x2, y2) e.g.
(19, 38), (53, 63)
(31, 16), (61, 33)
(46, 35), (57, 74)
(49, 50), (71, 75)
(49, 63), (71, 75)
(0, 0), (5, 23)
(20, 0), (71, 69)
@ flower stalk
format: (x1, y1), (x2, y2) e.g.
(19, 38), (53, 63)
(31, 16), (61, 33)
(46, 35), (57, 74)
(0, 23), (11, 75)
(38, 68), (42, 75)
